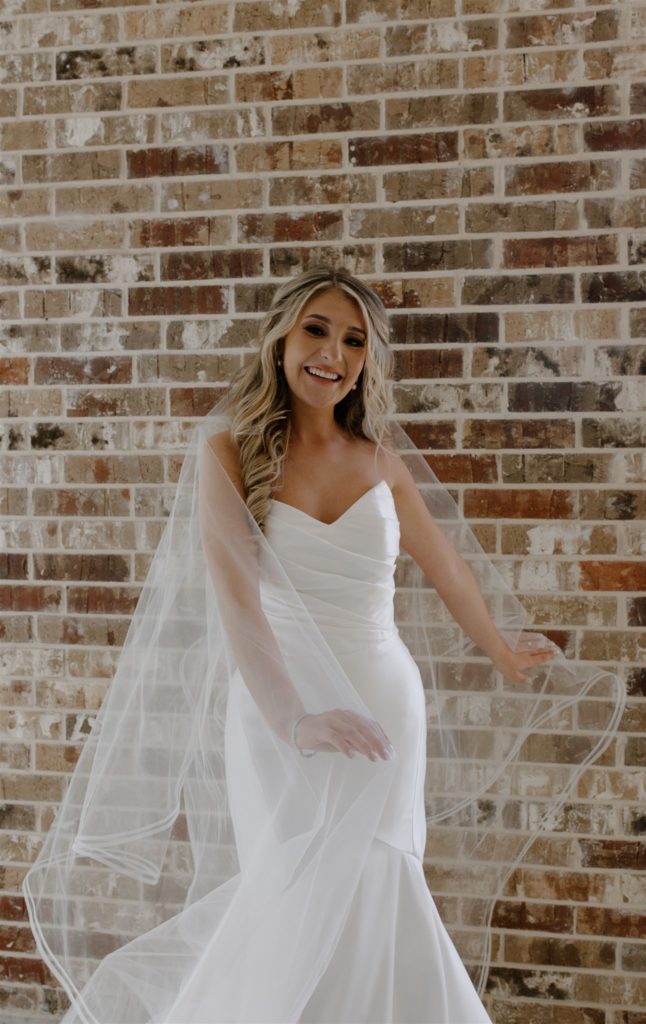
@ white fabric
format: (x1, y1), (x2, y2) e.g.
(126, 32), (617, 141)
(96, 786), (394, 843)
(21, 398), (625, 1024)
(265, 482), (491, 1022)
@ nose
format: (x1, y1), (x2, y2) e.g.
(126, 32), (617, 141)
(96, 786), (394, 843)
(319, 331), (344, 360)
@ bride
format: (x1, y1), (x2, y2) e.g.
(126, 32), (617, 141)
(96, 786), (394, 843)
(23, 266), (623, 1024)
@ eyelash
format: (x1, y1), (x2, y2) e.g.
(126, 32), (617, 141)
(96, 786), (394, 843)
(304, 324), (365, 347)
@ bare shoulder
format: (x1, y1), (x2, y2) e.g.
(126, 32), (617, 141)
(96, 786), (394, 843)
(206, 430), (245, 498)
(362, 435), (413, 494)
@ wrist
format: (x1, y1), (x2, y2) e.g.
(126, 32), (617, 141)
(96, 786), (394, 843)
(291, 713), (317, 758)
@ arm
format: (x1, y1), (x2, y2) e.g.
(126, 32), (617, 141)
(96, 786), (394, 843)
(387, 452), (556, 682)
(198, 431), (308, 744)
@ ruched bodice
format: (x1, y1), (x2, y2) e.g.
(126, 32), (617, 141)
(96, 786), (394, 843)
(262, 479), (401, 654)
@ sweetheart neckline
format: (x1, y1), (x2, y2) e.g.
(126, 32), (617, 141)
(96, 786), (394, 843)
(270, 479), (391, 528)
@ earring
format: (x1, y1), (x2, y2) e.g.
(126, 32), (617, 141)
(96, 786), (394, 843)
(351, 382), (358, 389)
(277, 358), (282, 366)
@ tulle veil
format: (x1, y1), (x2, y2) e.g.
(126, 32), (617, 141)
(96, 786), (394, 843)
(22, 388), (624, 1023)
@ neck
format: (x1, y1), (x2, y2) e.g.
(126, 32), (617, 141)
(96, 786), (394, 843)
(288, 398), (341, 447)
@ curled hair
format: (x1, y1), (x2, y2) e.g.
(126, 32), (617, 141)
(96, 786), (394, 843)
(222, 265), (395, 531)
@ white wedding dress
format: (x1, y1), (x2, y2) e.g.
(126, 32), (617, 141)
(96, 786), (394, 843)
(225, 479), (493, 1024)
(55, 478), (493, 1024)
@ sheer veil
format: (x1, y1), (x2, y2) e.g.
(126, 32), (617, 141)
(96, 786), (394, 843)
(22, 389), (625, 1023)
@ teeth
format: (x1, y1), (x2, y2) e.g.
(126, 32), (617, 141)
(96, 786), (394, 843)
(306, 366), (341, 381)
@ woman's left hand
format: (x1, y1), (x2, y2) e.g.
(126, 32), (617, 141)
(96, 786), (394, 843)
(491, 631), (560, 683)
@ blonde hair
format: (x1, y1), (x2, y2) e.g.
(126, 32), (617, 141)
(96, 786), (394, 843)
(222, 265), (395, 531)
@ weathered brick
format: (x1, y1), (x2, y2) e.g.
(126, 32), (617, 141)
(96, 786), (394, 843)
(233, 0), (340, 32)
(236, 139), (342, 175)
(466, 201), (578, 233)
(272, 101), (379, 136)
(386, 20), (498, 57)
(269, 173), (376, 207)
(23, 150), (120, 184)
(385, 239), (492, 272)
(350, 132), (457, 167)
(131, 216), (232, 249)
(121, 8), (224, 43)
(503, 236), (618, 269)
(577, 906), (646, 938)
(492, 899), (574, 933)
(464, 488), (575, 519)
(161, 179), (261, 216)
(506, 160), (619, 196)
(584, 119), (646, 152)
(504, 86), (619, 123)
(235, 66), (343, 102)
(239, 212), (342, 244)
(383, 166), (494, 201)
(23, 82), (121, 116)
(160, 250), (262, 281)
(66, 388), (166, 418)
(33, 554), (130, 583)
(127, 145), (228, 179)
(25, 219), (126, 252)
(509, 381), (621, 412)
(462, 274), (574, 305)
(347, 57), (458, 95)
(580, 562), (646, 592)
(506, 12), (619, 49)
(53, 183), (155, 217)
(161, 37), (266, 74)
(128, 285), (227, 317)
(581, 272), (646, 303)
(0, 358), (29, 385)
(393, 349), (463, 379)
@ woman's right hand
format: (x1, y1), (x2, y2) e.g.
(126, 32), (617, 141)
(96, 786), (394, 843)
(293, 709), (395, 761)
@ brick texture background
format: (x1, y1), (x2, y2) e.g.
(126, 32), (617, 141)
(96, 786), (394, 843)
(1, 0), (646, 1020)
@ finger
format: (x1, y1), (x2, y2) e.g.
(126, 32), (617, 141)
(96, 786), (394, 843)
(347, 726), (379, 762)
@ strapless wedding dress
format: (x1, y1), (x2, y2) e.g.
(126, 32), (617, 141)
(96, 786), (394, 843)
(56, 479), (492, 1024)
(226, 479), (493, 1024)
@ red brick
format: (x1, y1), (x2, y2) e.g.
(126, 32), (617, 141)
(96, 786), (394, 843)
(580, 561), (646, 591)
(577, 906), (646, 938)
(506, 160), (618, 196)
(127, 145), (228, 178)
(503, 235), (618, 269)
(0, 358), (29, 385)
(464, 488), (575, 519)
(393, 349), (463, 379)
(349, 132), (457, 166)
(33, 554), (130, 583)
(427, 454), (498, 483)
(170, 387), (229, 418)
(160, 250), (263, 281)
(34, 356), (132, 385)
(0, 585), (62, 612)
(492, 899), (574, 933)
(399, 421), (456, 450)
(584, 119), (646, 152)
(128, 285), (227, 316)
(463, 419), (575, 449)
(239, 211), (343, 243)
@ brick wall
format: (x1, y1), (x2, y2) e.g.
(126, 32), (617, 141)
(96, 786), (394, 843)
(1, 0), (645, 1020)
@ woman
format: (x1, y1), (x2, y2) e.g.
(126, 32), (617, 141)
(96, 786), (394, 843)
(23, 266), (623, 1023)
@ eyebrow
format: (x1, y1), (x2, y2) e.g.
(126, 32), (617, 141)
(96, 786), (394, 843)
(304, 313), (366, 337)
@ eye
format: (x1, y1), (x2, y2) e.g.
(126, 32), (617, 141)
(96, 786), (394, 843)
(304, 325), (364, 347)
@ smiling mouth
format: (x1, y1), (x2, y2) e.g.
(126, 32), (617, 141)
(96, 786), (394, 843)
(305, 366), (343, 382)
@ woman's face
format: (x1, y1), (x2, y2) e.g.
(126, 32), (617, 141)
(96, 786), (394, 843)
(280, 289), (367, 409)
